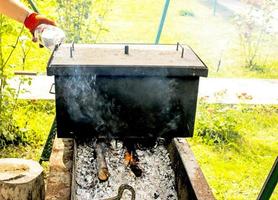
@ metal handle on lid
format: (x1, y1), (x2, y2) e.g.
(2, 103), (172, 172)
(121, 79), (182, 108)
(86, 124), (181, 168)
(49, 83), (55, 94)
(104, 184), (136, 200)
(70, 41), (75, 58)
(176, 42), (185, 58)
(124, 45), (129, 55)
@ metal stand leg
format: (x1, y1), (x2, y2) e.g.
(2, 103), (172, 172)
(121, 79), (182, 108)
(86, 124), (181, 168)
(39, 117), (57, 164)
(257, 157), (278, 200)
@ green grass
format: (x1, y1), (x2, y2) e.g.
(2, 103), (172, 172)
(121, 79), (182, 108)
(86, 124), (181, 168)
(188, 104), (278, 199)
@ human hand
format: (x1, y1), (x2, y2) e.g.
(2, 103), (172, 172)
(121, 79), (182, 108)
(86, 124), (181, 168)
(24, 13), (56, 42)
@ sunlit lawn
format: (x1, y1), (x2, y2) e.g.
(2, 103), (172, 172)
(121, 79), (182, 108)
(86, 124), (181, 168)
(188, 104), (278, 199)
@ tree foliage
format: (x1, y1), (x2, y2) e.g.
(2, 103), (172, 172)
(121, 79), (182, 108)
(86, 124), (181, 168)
(56, 0), (112, 43)
(235, 0), (277, 70)
(195, 101), (241, 147)
(0, 15), (32, 147)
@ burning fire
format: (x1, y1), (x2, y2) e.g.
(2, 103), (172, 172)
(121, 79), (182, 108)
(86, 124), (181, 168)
(124, 149), (142, 177)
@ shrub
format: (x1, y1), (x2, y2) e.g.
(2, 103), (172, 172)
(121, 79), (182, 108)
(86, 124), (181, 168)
(179, 9), (195, 17)
(195, 102), (242, 147)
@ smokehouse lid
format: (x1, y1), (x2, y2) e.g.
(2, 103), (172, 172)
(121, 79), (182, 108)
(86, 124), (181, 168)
(47, 43), (208, 77)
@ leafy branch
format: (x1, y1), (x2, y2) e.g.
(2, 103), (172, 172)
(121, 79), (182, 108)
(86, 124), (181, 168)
(0, 15), (33, 147)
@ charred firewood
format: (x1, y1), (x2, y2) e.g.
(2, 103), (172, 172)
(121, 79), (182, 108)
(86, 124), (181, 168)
(124, 141), (142, 177)
(95, 142), (110, 181)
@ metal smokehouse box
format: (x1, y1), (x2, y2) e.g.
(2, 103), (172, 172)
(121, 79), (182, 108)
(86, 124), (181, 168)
(47, 44), (208, 140)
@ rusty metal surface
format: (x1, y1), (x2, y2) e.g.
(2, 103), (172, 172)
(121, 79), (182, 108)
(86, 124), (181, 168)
(71, 140), (76, 200)
(47, 44), (208, 77)
(46, 137), (214, 200)
(173, 138), (215, 200)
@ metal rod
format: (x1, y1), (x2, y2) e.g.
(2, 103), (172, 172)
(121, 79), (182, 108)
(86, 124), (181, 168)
(39, 117), (56, 164)
(124, 45), (129, 55)
(212, 0), (217, 16)
(176, 42), (185, 58)
(155, 0), (170, 44)
(257, 157), (278, 200)
(14, 71), (37, 76)
(70, 47), (73, 58)
(176, 42), (179, 51)
(27, 0), (40, 13)
(71, 41), (75, 51)
(181, 47), (184, 58)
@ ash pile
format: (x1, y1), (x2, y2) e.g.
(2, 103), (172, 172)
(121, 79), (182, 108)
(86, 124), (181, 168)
(75, 139), (178, 200)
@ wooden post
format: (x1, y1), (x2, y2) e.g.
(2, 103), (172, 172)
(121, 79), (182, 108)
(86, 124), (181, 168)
(0, 158), (45, 200)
